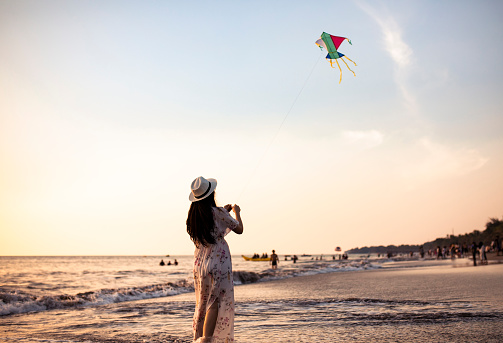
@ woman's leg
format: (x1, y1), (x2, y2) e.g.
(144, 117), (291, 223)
(203, 301), (219, 338)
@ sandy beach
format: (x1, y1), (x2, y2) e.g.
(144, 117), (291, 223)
(2, 258), (503, 343)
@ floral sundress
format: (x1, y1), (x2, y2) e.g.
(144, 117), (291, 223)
(193, 207), (239, 343)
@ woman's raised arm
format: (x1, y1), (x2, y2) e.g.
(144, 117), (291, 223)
(232, 205), (243, 234)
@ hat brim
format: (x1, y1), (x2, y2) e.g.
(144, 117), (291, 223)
(189, 178), (217, 202)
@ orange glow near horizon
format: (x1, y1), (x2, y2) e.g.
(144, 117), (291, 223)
(1, 1), (502, 256)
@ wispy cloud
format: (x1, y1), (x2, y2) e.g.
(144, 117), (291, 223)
(400, 137), (488, 186)
(357, 1), (417, 114)
(340, 130), (384, 150)
(376, 20), (412, 69)
(417, 138), (488, 176)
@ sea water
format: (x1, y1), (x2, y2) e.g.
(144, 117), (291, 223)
(2, 255), (502, 342)
(0, 254), (381, 316)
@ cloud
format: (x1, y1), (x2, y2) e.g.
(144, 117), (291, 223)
(340, 130), (384, 150)
(400, 138), (489, 185)
(357, 2), (412, 68)
(376, 20), (412, 69)
(357, 1), (417, 113)
(418, 138), (488, 175)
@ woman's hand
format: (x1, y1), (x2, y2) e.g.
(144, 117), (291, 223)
(232, 204), (241, 214)
(231, 204), (243, 234)
(224, 204), (232, 212)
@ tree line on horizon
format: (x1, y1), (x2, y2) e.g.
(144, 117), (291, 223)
(347, 217), (503, 254)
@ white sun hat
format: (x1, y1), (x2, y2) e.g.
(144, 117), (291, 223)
(189, 176), (217, 202)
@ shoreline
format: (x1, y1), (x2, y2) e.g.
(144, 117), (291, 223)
(2, 256), (500, 318)
(2, 259), (503, 342)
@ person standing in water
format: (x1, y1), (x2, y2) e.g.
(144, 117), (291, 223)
(186, 176), (244, 343)
(270, 249), (279, 270)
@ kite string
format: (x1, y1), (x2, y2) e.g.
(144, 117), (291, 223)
(237, 52), (324, 201)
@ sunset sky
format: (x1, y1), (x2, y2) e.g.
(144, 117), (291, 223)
(1, 0), (502, 256)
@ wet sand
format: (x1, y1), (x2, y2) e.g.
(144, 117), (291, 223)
(2, 259), (503, 342)
(232, 261), (503, 342)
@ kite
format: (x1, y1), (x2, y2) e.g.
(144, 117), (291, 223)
(315, 32), (357, 83)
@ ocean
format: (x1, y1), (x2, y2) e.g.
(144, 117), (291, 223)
(0, 254), (379, 317)
(1, 255), (502, 342)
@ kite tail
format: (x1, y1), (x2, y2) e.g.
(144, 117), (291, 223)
(341, 57), (356, 77)
(335, 59), (342, 84)
(344, 55), (357, 67)
(347, 38), (352, 45)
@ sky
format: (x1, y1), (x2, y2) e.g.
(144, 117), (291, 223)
(1, 0), (502, 256)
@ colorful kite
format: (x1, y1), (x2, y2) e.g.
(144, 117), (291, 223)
(315, 32), (357, 83)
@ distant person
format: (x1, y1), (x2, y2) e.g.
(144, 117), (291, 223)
(293, 255), (298, 263)
(159, 259), (165, 266)
(167, 260), (172, 266)
(450, 245), (456, 260)
(186, 176), (243, 343)
(471, 242), (478, 266)
(270, 250), (279, 269)
(496, 236), (501, 256)
(174, 259), (178, 266)
(479, 242), (487, 265)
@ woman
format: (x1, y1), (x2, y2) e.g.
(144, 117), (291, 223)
(186, 176), (243, 343)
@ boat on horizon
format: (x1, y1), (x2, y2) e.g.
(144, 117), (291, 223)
(242, 255), (271, 261)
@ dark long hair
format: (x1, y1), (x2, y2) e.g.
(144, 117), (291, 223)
(186, 191), (217, 246)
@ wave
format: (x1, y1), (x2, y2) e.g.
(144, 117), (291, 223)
(0, 280), (194, 316)
(1, 260), (381, 316)
(233, 260), (381, 285)
(238, 297), (503, 322)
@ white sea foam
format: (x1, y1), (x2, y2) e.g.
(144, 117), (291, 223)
(0, 255), (384, 316)
(233, 259), (381, 284)
(0, 281), (194, 316)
